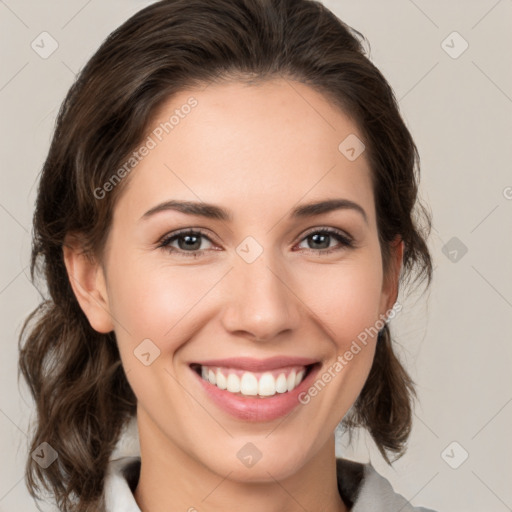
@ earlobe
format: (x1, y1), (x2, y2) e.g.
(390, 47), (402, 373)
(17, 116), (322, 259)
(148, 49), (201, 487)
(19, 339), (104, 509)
(62, 235), (114, 333)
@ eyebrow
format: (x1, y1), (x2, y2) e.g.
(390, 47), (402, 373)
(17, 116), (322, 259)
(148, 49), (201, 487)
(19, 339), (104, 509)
(140, 198), (368, 225)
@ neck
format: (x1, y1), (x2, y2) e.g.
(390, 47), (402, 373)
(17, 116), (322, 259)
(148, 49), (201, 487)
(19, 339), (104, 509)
(133, 408), (348, 512)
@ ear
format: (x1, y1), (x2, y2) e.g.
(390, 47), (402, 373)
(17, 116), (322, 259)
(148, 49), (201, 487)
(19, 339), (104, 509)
(379, 236), (404, 318)
(62, 233), (114, 333)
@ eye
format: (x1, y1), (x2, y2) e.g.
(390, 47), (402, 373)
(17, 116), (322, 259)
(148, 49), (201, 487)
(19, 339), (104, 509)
(157, 229), (215, 258)
(295, 227), (354, 255)
(157, 227), (355, 259)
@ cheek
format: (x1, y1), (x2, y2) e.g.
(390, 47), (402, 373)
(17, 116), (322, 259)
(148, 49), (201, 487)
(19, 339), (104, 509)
(106, 250), (220, 350)
(295, 250), (383, 402)
(299, 253), (384, 343)
(105, 257), (203, 412)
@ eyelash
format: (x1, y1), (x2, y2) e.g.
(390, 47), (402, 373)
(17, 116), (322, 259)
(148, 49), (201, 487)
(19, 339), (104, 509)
(156, 227), (355, 258)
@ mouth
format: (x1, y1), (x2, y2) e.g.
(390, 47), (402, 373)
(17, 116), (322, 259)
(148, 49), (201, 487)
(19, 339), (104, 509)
(188, 356), (322, 421)
(189, 362), (317, 398)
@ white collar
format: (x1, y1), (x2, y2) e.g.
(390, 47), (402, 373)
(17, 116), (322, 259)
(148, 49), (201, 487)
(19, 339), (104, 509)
(104, 418), (437, 512)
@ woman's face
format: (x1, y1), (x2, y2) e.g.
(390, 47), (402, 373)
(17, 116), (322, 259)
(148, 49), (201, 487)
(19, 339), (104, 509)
(74, 78), (402, 480)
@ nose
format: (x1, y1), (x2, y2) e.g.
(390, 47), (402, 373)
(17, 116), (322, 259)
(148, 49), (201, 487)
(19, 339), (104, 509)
(220, 251), (302, 343)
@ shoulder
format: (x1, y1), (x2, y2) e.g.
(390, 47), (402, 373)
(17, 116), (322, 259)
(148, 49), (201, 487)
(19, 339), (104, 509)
(336, 457), (438, 512)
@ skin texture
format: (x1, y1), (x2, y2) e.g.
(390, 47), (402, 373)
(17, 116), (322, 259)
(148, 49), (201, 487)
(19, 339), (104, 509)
(63, 79), (403, 512)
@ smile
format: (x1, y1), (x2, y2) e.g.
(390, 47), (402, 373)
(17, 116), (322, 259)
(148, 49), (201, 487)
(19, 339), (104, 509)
(189, 358), (322, 422)
(191, 364), (310, 397)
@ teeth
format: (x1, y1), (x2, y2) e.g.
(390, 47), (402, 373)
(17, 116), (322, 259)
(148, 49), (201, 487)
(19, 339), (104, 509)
(226, 373), (241, 393)
(258, 372), (276, 396)
(275, 373), (288, 393)
(240, 372), (258, 395)
(216, 369), (227, 390)
(295, 369), (305, 387)
(286, 370), (296, 391)
(198, 365), (309, 397)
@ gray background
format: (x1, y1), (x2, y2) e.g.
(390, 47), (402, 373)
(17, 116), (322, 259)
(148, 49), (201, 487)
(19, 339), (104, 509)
(1, 1), (511, 511)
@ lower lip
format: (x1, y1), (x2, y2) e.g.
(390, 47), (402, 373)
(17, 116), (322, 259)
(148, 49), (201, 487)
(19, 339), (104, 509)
(191, 364), (321, 422)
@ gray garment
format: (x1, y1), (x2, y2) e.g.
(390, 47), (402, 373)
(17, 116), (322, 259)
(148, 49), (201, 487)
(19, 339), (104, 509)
(103, 455), (438, 511)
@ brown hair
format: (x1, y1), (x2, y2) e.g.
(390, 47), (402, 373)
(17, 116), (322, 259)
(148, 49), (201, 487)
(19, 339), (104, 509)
(18, 0), (433, 510)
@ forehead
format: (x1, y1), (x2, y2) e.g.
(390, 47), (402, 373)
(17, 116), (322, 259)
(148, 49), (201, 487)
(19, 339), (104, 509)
(115, 78), (375, 225)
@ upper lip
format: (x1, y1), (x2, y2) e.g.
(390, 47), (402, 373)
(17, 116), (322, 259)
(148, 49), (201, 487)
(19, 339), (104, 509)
(191, 356), (319, 372)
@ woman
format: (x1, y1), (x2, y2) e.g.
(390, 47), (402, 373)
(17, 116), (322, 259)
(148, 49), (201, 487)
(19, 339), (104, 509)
(19, 0), (437, 510)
